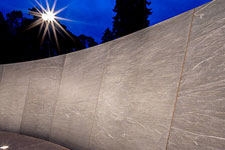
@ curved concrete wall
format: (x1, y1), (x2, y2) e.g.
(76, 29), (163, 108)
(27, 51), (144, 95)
(0, 131), (69, 150)
(0, 1), (225, 150)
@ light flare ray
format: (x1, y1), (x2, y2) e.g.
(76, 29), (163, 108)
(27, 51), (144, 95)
(34, 6), (42, 14)
(38, 21), (44, 37)
(54, 21), (73, 39)
(55, 16), (72, 21)
(29, 11), (42, 17)
(51, 0), (57, 13)
(45, 0), (50, 12)
(34, 0), (47, 13)
(51, 21), (60, 51)
(54, 6), (68, 15)
(28, 0), (73, 53)
(26, 19), (42, 31)
(41, 21), (50, 45)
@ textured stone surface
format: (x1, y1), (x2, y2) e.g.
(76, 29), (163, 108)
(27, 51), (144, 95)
(167, 0), (225, 150)
(0, 63), (32, 132)
(50, 44), (110, 150)
(0, 131), (69, 150)
(0, 1), (224, 150)
(192, 0), (225, 39)
(89, 11), (193, 150)
(20, 56), (65, 140)
(0, 65), (3, 84)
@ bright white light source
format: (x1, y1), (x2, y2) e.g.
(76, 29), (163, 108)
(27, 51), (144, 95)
(0, 145), (9, 149)
(42, 12), (55, 21)
(28, 0), (73, 53)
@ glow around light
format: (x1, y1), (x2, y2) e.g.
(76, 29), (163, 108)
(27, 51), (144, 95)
(0, 145), (9, 149)
(42, 12), (55, 21)
(28, 0), (73, 52)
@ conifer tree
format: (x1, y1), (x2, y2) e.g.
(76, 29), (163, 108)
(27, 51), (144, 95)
(101, 28), (114, 43)
(113, 0), (152, 38)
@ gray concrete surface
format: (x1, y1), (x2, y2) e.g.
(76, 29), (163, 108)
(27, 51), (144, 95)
(50, 43), (110, 150)
(0, 63), (32, 132)
(20, 56), (65, 140)
(89, 10), (193, 150)
(0, 1), (225, 150)
(167, 0), (225, 149)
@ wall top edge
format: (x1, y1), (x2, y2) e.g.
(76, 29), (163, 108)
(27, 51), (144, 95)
(0, 1), (209, 66)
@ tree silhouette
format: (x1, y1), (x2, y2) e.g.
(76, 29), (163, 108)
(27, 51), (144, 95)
(101, 28), (114, 43)
(113, 0), (152, 38)
(0, 8), (98, 64)
(0, 12), (12, 64)
(78, 34), (98, 48)
(6, 11), (23, 30)
(0, 12), (7, 29)
(0, 12), (9, 38)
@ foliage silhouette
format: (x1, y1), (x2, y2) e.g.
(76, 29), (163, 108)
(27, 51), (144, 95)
(102, 0), (152, 43)
(101, 28), (114, 43)
(0, 9), (97, 64)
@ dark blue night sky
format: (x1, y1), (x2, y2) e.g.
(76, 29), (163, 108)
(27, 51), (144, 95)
(0, 0), (211, 43)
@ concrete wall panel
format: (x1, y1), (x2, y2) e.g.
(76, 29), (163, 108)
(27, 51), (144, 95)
(49, 44), (110, 150)
(0, 65), (3, 84)
(20, 56), (65, 140)
(89, 11), (193, 150)
(0, 1), (225, 150)
(0, 131), (69, 150)
(167, 0), (225, 149)
(0, 63), (32, 132)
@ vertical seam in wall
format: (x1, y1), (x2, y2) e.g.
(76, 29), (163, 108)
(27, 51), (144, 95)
(165, 9), (195, 150)
(0, 66), (5, 86)
(49, 54), (67, 140)
(0, 66), (5, 117)
(87, 45), (111, 149)
(19, 62), (34, 133)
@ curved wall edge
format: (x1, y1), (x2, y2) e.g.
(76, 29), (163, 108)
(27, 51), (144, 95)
(1, 1), (225, 150)
(0, 131), (69, 150)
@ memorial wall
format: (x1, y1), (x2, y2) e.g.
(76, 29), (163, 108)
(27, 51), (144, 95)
(0, 0), (224, 149)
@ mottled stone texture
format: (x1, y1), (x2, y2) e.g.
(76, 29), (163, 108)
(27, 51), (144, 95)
(0, 63), (32, 132)
(0, 66), (3, 82)
(89, 11), (193, 150)
(0, 131), (69, 150)
(20, 56), (65, 140)
(167, 0), (225, 150)
(50, 44), (109, 150)
(0, 1), (225, 150)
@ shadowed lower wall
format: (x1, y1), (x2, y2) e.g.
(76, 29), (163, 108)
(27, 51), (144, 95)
(0, 0), (225, 150)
